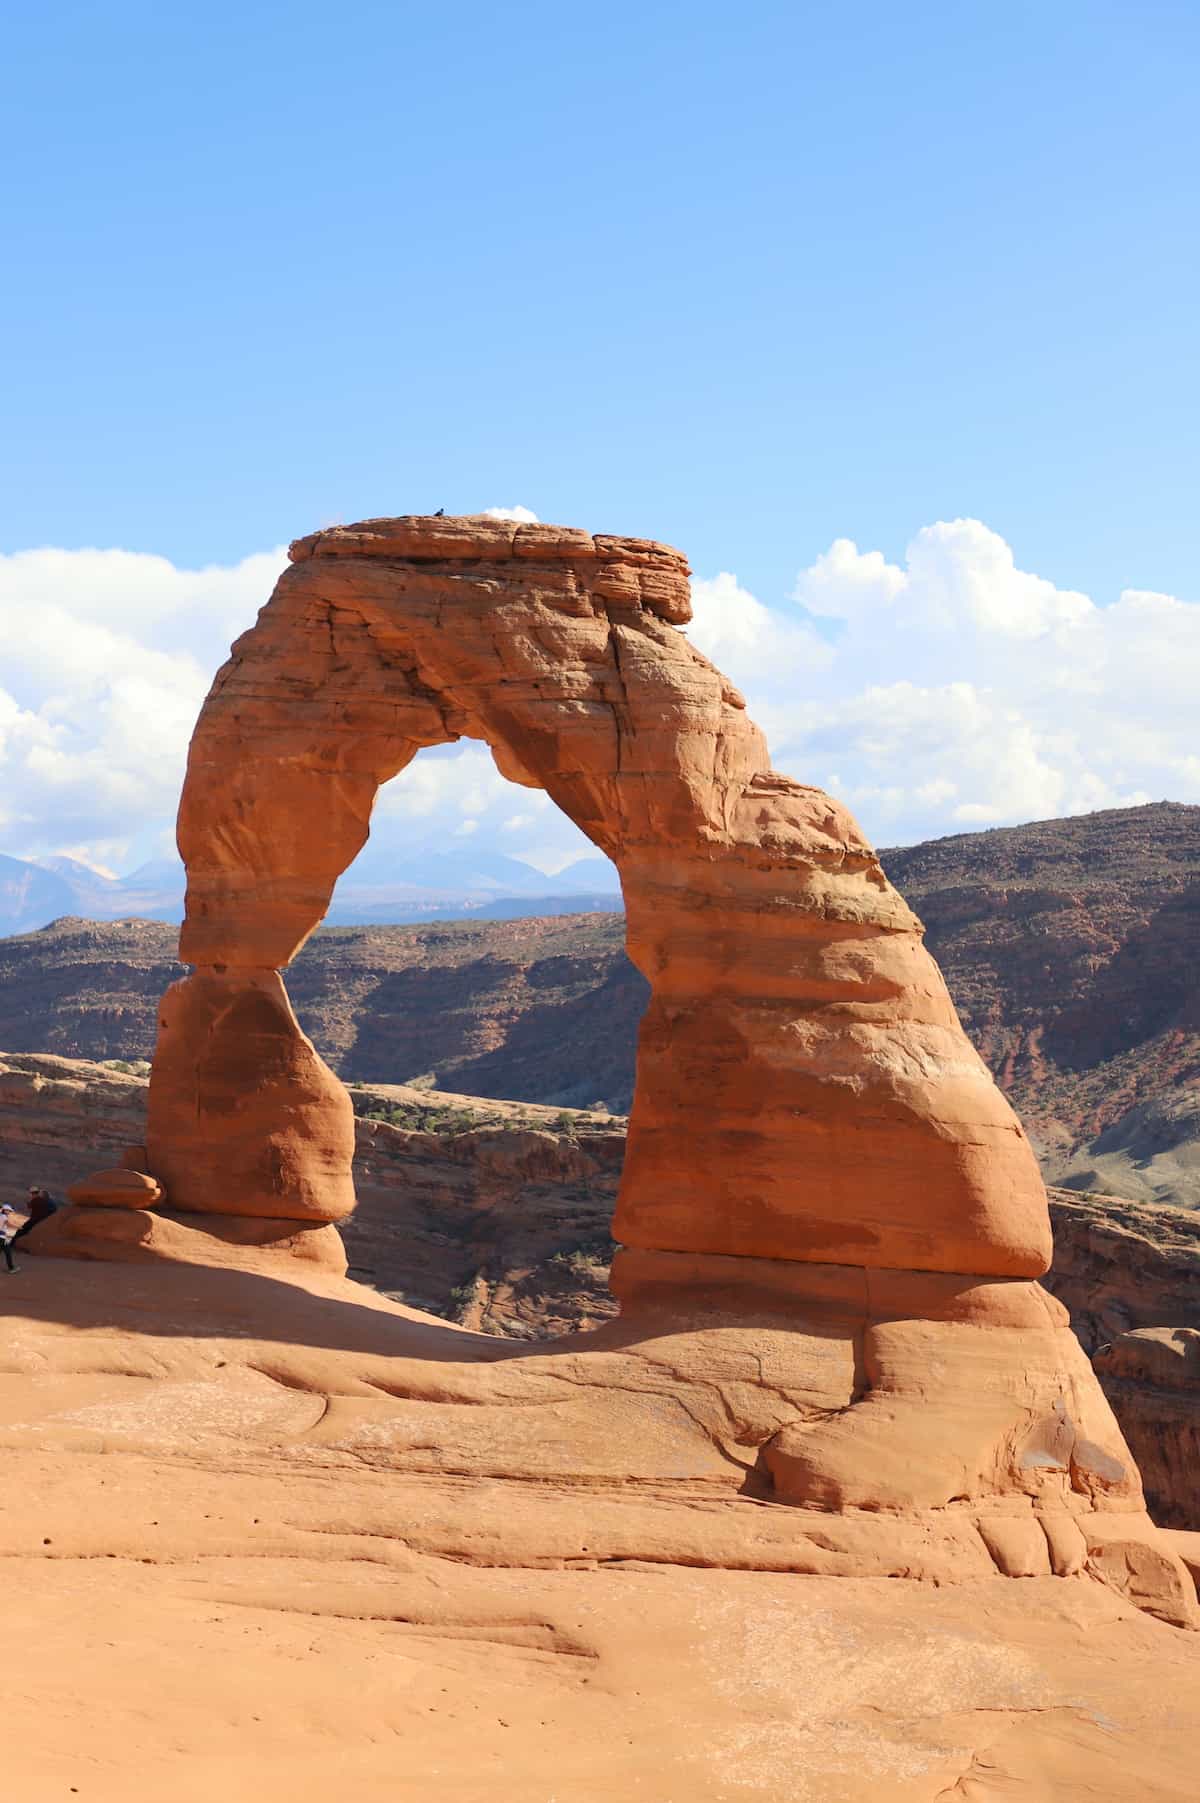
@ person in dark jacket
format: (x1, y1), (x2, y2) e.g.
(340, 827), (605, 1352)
(8, 1187), (59, 1263)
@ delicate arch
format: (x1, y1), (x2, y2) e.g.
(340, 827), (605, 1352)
(146, 515), (1052, 1279)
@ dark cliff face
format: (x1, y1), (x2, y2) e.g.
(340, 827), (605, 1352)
(287, 921), (645, 1111)
(0, 913), (645, 1114)
(881, 801), (1200, 1206)
(2, 801), (1198, 1200)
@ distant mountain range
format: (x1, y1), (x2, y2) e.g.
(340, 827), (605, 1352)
(0, 847), (621, 936)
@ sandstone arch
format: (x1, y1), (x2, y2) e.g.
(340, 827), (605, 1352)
(134, 515), (1196, 1625)
(146, 515), (1050, 1277)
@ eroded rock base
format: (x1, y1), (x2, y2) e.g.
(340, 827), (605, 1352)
(28, 1204), (347, 1273)
(23, 1232), (1195, 1628)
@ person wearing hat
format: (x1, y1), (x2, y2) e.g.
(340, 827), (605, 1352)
(6, 1187), (59, 1269)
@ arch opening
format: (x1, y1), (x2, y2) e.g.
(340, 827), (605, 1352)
(288, 743), (636, 1113)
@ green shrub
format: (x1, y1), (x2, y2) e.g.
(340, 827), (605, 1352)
(549, 1238), (615, 1274)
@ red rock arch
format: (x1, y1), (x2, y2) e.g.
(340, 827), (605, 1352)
(146, 515), (1052, 1279)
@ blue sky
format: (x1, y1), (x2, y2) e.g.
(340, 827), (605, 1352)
(1, 2), (1198, 878)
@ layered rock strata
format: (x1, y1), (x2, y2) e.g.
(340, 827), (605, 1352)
(57, 513), (1190, 1620)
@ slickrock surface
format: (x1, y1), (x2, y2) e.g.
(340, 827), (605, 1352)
(2, 1257), (1199, 1801)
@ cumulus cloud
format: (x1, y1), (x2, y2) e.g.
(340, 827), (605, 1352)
(483, 505), (540, 523)
(0, 545), (286, 868)
(685, 518), (1198, 844)
(5, 518), (1195, 878)
(689, 571), (832, 668)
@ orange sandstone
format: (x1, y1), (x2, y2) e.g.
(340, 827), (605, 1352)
(149, 515), (1049, 1275)
(60, 511), (1181, 1626)
(66, 1167), (162, 1208)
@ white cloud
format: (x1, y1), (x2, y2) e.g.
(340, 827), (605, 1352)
(367, 748), (595, 873)
(483, 505), (540, 523)
(686, 572), (834, 702)
(794, 522), (1093, 640)
(712, 518), (1198, 844)
(794, 537), (906, 622)
(4, 519), (1196, 880)
(0, 545), (287, 868)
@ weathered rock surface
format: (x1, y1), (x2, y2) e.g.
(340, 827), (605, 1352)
(149, 968), (357, 1222)
(1042, 1187), (1200, 1353)
(4, 1257), (1199, 1800)
(1042, 1188), (1200, 1530)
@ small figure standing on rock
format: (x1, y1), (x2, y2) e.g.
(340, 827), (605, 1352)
(4, 1188), (59, 1270)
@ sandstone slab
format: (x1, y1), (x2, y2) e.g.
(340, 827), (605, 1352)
(2, 1257), (1199, 1800)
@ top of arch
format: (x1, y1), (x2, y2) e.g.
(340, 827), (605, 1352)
(287, 514), (694, 625)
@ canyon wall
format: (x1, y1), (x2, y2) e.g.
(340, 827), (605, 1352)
(4, 799), (1197, 1208)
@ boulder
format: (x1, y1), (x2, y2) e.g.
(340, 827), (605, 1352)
(66, 1167), (163, 1209)
(27, 1204), (346, 1272)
